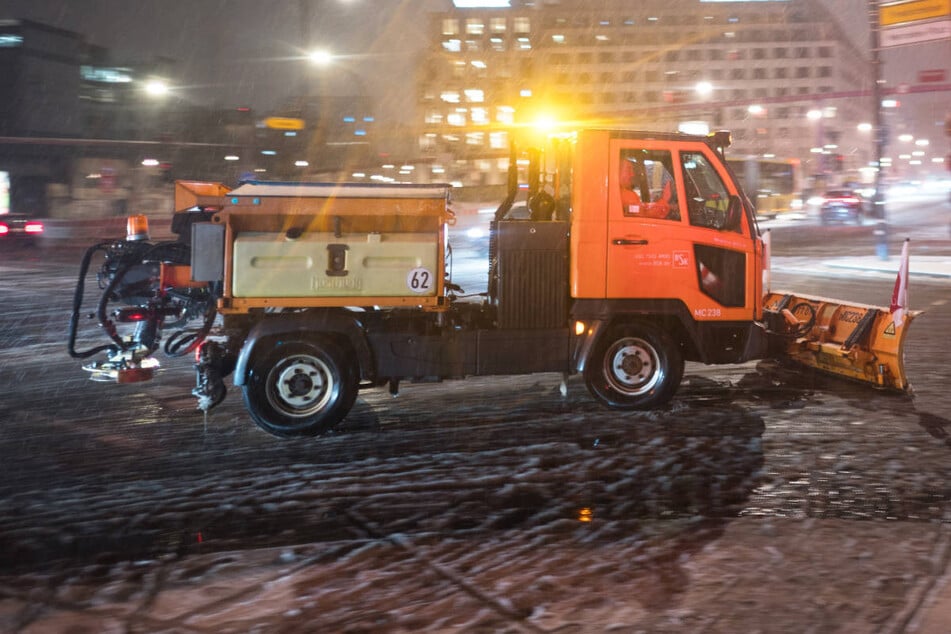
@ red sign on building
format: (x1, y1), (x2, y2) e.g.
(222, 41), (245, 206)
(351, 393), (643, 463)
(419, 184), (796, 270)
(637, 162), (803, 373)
(918, 69), (946, 83)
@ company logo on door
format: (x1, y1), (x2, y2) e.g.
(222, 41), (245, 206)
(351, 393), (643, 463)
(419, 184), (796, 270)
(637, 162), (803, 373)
(673, 251), (690, 268)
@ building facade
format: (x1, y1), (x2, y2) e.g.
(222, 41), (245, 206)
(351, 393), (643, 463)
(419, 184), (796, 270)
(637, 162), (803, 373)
(417, 0), (874, 190)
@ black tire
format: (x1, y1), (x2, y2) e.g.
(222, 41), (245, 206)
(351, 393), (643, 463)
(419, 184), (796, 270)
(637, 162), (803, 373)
(243, 339), (358, 438)
(584, 322), (684, 409)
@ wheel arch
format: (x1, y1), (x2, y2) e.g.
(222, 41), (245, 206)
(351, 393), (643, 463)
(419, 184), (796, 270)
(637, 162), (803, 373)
(233, 310), (373, 387)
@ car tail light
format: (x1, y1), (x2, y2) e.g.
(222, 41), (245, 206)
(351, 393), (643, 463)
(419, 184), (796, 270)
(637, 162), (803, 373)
(0, 223), (8, 236)
(24, 221), (44, 234)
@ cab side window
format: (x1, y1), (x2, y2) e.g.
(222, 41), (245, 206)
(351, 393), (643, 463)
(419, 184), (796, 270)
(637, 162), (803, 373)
(681, 152), (740, 233)
(618, 149), (680, 221)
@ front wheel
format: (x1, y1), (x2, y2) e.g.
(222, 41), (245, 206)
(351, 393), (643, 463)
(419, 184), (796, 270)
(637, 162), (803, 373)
(584, 322), (684, 409)
(243, 339), (357, 438)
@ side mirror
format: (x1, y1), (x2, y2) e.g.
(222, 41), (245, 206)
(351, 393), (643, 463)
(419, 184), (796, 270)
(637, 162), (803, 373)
(722, 195), (743, 231)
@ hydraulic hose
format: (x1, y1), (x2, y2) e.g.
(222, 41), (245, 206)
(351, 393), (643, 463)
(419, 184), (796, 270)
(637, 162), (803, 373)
(68, 242), (121, 359)
(94, 240), (191, 352)
(163, 299), (217, 357)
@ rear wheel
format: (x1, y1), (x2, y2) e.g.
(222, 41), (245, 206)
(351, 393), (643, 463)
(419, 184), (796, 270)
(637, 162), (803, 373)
(243, 339), (357, 438)
(584, 322), (684, 409)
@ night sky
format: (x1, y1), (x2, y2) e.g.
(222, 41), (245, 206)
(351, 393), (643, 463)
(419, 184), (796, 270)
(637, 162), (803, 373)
(0, 0), (447, 117)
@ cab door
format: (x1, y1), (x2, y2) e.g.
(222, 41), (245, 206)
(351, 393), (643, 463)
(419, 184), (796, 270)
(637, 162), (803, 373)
(605, 139), (758, 321)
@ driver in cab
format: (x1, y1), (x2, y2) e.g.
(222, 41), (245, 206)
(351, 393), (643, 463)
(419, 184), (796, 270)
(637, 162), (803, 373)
(619, 157), (673, 220)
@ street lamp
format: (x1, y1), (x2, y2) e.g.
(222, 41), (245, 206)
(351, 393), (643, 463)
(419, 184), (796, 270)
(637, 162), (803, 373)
(680, 82), (716, 135)
(296, 47), (373, 179)
(307, 49), (333, 66)
(142, 78), (169, 98)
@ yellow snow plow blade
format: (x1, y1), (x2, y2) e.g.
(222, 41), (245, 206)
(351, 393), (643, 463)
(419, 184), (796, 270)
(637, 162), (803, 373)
(763, 292), (919, 392)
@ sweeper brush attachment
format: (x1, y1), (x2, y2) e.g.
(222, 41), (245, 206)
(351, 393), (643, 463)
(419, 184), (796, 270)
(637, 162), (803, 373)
(763, 291), (918, 392)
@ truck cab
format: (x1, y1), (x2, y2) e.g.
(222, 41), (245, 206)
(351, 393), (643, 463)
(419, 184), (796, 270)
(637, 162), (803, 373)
(571, 129), (763, 320)
(565, 129), (768, 369)
(492, 129), (769, 413)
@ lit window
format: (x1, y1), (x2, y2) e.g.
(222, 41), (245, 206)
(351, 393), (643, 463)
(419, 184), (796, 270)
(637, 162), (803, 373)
(490, 18), (506, 32)
(443, 39), (461, 52)
(81, 65), (134, 83)
(442, 19), (459, 35)
(470, 107), (488, 124)
(464, 88), (484, 102)
(497, 106), (515, 125)
(447, 112), (466, 126)
(440, 91), (461, 103)
(466, 19), (485, 35)
(514, 17), (530, 33)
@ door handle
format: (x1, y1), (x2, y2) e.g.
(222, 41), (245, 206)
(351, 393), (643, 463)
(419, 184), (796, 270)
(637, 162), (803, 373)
(612, 238), (649, 246)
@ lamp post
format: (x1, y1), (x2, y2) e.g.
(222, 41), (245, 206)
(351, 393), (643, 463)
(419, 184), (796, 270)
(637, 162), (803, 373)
(807, 108), (825, 191)
(301, 48), (373, 177)
(869, 0), (889, 259)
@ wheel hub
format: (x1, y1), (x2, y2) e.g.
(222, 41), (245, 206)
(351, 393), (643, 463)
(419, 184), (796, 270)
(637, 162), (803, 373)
(286, 369), (314, 397)
(606, 337), (660, 395)
(618, 352), (646, 378)
(270, 356), (331, 414)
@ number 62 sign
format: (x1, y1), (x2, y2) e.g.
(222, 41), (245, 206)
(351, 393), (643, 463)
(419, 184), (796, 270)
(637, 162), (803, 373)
(406, 267), (434, 294)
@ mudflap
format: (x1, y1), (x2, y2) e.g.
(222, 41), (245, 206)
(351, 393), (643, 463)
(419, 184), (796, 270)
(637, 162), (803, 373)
(763, 291), (919, 392)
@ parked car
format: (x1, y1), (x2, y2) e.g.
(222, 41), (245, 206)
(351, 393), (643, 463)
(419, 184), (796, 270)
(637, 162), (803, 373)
(819, 190), (864, 225)
(0, 213), (45, 244)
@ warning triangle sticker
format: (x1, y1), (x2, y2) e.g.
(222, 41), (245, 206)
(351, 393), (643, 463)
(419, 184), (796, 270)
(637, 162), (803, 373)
(884, 322), (896, 336)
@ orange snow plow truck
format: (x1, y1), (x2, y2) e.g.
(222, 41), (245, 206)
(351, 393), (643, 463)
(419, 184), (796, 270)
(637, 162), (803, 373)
(68, 129), (917, 437)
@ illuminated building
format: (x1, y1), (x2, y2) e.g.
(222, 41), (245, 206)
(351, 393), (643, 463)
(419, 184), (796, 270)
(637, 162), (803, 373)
(417, 0), (872, 187)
